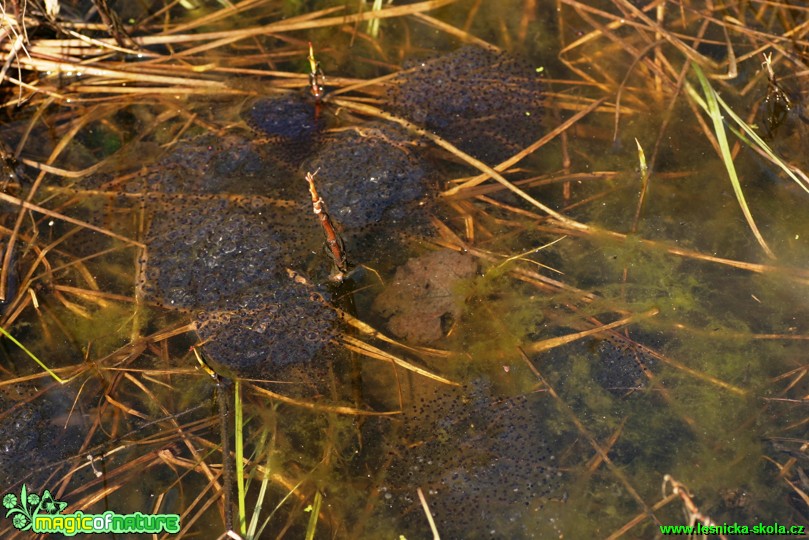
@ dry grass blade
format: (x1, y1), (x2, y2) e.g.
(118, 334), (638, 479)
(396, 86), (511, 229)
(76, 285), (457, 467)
(104, 394), (150, 420)
(444, 97), (607, 194)
(337, 308), (451, 358)
(0, 192), (145, 248)
(2, 0), (460, 103)
(339, 335), (458, 386)
(560, 0), (715, 69)
(599, 327), (747, 396)
(17, 57), (228, 88)
(250, 384), (400, 416)
(410, 13), (496, 49)
(546, 222), (809, 284)
(527, 308), (660, 353)
(417, 487), (442, 540)
(606, 492), (679, 540)
(494, 236), (567, 274)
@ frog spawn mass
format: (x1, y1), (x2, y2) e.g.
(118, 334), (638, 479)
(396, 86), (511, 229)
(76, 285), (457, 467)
(388, 45), (545, 165)
(127, 45), (555, 534)
(302, 124), (428, 229)
(380, 382), (563, 539)
(194, 279), (338, 381)
(135, 125), (433, 380)
(137, 45), (544, 380)
(136, 133), (337, 381)
(594, 337), (657, 396)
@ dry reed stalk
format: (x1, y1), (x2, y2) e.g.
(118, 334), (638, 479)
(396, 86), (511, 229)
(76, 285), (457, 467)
(443, 97), (607, 195)
(527, 307), (660, 354)
(605, 492), (679, 540)
(249, 384), (399, 416)
(339, 334), (458, 386)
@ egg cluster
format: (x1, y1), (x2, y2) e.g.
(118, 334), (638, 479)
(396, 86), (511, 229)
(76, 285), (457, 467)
(384, 381), (562, 539)
(195, 279), (337, 380)
(594, 337), (655, 395)
(136, 46), (545, 383)
(302, 124), (427, 229)
(388, 45), (544, 165)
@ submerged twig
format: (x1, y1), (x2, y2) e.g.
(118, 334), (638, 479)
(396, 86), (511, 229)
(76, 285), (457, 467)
(305, 170), (349, 280)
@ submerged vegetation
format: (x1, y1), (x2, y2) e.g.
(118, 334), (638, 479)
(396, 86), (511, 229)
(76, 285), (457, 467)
(0, 0), (807, 538)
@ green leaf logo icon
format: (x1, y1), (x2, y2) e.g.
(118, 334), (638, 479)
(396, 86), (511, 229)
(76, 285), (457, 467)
(38, 490), (67, 515)
(2, 485), (67, 531)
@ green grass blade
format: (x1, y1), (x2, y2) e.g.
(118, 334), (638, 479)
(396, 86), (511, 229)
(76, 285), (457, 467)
(304, 490), (323, 540)
(632, 138), (651, 231)
(684, 68), (807, 196)
(234, 380), (246, 536)
(713, 92), (809, 195)
(254, 479), (304, 539)
(0, 325), (64, 383)
(690, 62), (775, 259)
(246, 459), (270, 540)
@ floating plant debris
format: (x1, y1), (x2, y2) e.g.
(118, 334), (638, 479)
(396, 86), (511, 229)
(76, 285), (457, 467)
(372, 249), (477, 344)
(383, 381), (562, 539)
(387, 45), (544, 164)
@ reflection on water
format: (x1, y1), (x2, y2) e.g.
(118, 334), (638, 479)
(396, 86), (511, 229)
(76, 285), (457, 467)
(0, 0), (807, 538)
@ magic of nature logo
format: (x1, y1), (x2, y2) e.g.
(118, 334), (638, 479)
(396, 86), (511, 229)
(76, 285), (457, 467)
(3, 484), (180, 536)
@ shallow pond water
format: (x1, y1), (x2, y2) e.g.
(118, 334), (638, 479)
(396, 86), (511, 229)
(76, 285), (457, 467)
(0, 1), (807, 539)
